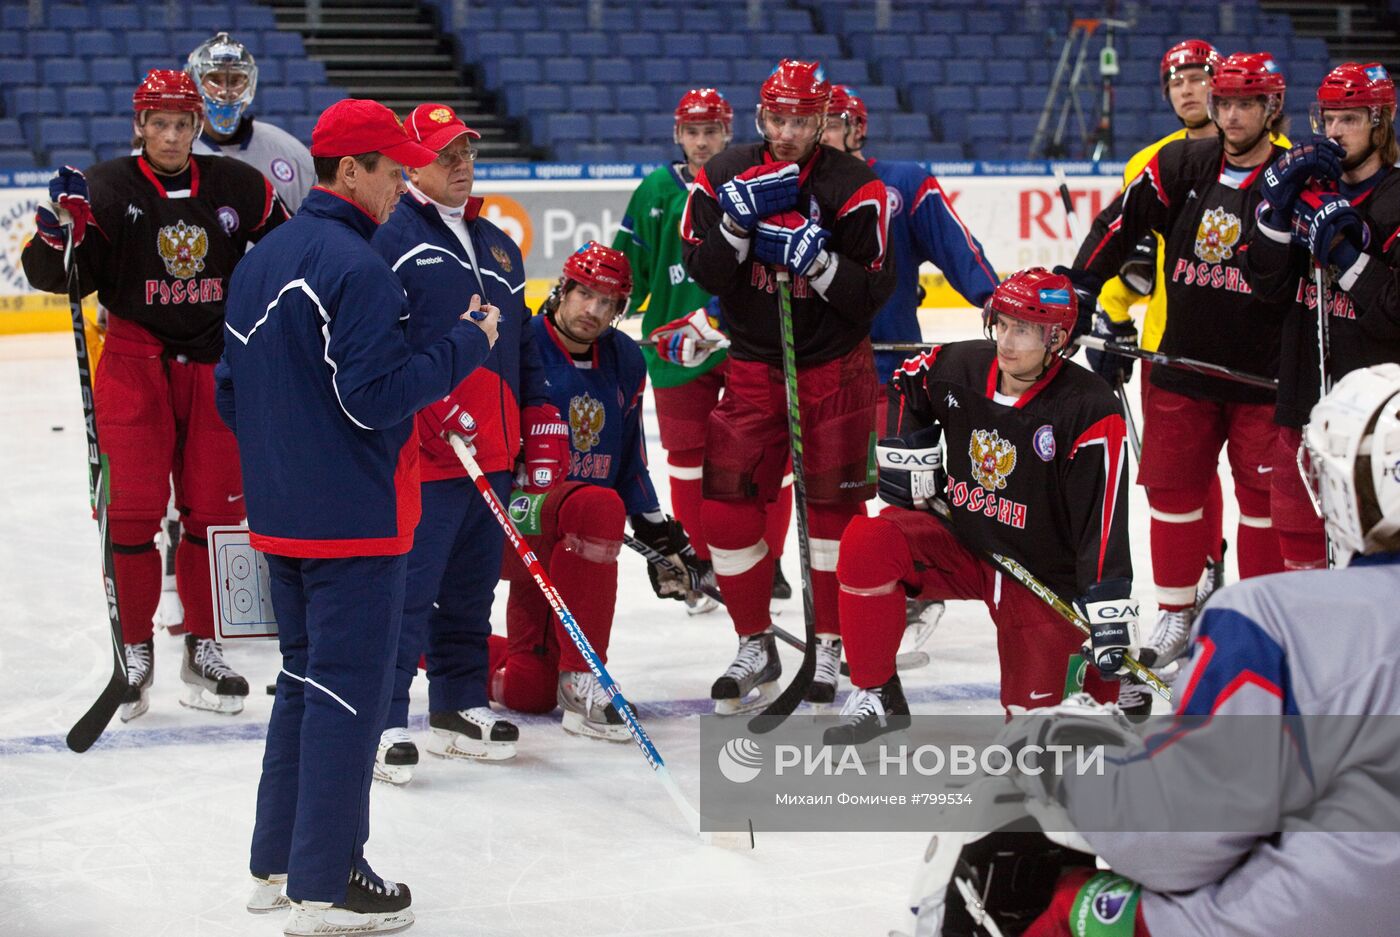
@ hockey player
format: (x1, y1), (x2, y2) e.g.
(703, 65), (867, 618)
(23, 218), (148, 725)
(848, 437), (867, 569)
(21, 70), (286, 721)
(1070, 52), (1292, 672)
(1090, 40), (1234, 611)
(369, 103), (557, 782)
(916, 364), (1400, 937)
(1246, 62), (1400, 571)
(616, 88), (794, 611)
(219, 97), (497, 934)
(187, 32), (315, 212)
(681, 59), (895, 711)
(827, 268), (1131, 744)
(485, 242), (709, 740)
(819, 82), (1001, 646)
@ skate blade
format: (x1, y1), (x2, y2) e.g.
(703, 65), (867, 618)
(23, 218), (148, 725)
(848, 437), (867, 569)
(561, 710), (630, 742)
(179, 685), (245, 715)
(713, 680), (780, 716)
(283, 906), (414, 936)
(894, 651), (932, 672)
(901, 601), (945, 653)
(372, 763), (415, 785)
(119, 690), (150, 723)
(685, 595), (719, 616)
(425, 728), (516, 762)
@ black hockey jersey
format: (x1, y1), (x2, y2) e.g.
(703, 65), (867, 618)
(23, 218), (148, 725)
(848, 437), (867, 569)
(1245, 168), (1400, 427)
(23, 154), (284, 362)
(1076, 136), (1288, 404)
(890, 341), (1131, 600)
(681, 142), (895, 367)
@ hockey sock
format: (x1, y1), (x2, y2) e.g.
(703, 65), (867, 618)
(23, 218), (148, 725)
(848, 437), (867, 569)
(174, 525), (215, 639)
(1235, 486), (1284, 579)
(1146, 488), (1211, 610)
(549, 486), (623, 673)
(110, 522), (161, 645)
(666, 447), (709, 561)
(1204, 473), (1225, 565)
(703, 498), (773, 636)
(836, 514), (911, 688)
(764, 473), (794, 558)
(1278, 529), (1328, 571)
(809, 504), (860, 637)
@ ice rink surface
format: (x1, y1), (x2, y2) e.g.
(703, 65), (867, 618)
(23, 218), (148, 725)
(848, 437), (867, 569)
(0, 312), (1239, 936)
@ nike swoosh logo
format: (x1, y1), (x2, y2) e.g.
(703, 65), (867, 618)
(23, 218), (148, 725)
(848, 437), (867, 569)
(1257, 466), (1274, 474)
(227, 493), (245, 502)
(1029, 690), (1054, 700)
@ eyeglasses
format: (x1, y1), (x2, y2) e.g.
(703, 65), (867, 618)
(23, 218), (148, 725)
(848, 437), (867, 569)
(434, 146), (478, 167)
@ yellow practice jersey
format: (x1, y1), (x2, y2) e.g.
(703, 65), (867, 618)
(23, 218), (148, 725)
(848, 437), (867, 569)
(1099, 127), (1290, 352)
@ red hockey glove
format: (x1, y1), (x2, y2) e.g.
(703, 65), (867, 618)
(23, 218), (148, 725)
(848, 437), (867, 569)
(421, 397), (478, 449)
(518, 403), (569, 493)
(649, 308), (728, 367)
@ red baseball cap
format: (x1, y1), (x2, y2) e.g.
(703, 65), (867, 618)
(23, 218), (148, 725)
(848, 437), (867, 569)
(404, 103), (482, 151)
(310, 98), (436, 168)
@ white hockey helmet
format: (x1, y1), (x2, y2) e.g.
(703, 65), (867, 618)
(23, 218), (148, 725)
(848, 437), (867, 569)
(186, 32), (258, 135)
(1304, 363), (1400, 564)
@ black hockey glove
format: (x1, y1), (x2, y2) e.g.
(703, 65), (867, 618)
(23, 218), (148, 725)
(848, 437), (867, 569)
(1119, 234), (1157, 295)
(1085, 309), (1138, 385)
(876, 424), (945, 511)
(1075, 577), (1139, 677)
(630, 514), (705, 601)
(1051, 265), (1104, 341)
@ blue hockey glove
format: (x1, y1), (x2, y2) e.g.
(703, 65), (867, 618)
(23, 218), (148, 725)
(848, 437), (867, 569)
(1294, 190), (1369, 272)
(753, 210), (831, 277)
(717, 161), (799, 233)
(1085, 309), (1138, 385)
(1259, 136), (1344, 227)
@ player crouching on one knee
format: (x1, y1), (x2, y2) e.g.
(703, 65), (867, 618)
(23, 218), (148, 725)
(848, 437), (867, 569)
(482, 242), (710, 742)
(828, 268), (1143, 747)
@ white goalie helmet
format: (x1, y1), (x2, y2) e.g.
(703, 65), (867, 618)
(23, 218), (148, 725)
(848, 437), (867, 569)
(1304, 363), (1400, 564)
(186, 32), (258, 135)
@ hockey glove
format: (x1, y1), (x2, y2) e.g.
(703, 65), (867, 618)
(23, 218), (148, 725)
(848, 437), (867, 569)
(1119, 234), (1157, 295)
(717, 161), (799, 234)
(649, 308), (728, 368)
(753, 210), (831, 278)
(518, 403), (570, 493)
(1085, 309), (1138, 385)
(421, 398), (478, 448)
(1259, 136), (1344, 226)
(876, 424), (946, 511)
(36, 165), (91, 250)
(1051, 265), (1103, 340)
(631, 513), (705, 601)
(1294, 190), (1370, 273)
(1075, 577), (1139, 677)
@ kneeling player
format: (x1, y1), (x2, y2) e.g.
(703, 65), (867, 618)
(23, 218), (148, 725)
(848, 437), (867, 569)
(486, 243), (707, 740)
(829, 268), (1136, 743)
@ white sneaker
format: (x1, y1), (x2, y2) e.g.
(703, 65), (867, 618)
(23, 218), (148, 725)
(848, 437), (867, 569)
(246, 871), (288, 913)
(557, 670), (629, 742)
(373, 727), (418, 785)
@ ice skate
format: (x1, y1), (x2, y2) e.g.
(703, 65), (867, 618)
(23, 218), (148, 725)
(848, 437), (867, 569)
(711, 631), (781, 715)
(823, 676), (911, 749)
(771, 561), (792, 600)
(373, 727), (418, 785)
(1195, 544), (1226, 613)
(119, 638), (154, 723)
(804, 636), (842, 705)
(901, 598), (945, 654)
(1116, 674), (1153, 723)
(685, 558), (719, 615)
(557, 670), (629, 742)
(179, 634), (249, 714)
(155, 515), (185, 635)
(246, 871), (288, 913)
(1138, 607), (1194, 670)
(283, 868), (412, 936)
(426, 706), (518, 761)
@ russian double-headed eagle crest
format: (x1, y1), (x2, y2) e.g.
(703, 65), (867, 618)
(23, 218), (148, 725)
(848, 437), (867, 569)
(1193, 206), (1241, 263)
(969, 428), (1017, 491)
(157, 220), (208, 279)
(568, 392), (604, 453)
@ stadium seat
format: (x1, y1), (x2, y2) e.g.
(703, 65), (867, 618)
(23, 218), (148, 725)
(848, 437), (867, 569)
(523, 32), (566, 57)
(642, 60), (685, 85)
(590, 60), (635, 84)
(261, 32), (304, 58)
(90, 117), (135, 149)
(90, 58), (136, 87)
(306, 88), (346, 113)
(924, 10), (965, 34)
(642, 112), (676, 144)
(545, 58), (588, 84)
(283, 60), (326, 85)
(39, 118), (87, 150)
(7, 87), (61, 118)
(637, 8), (679, 31)
(27, 31), (71, 57)
(42, 60), (90, 87)
(568, 32), (610, 57)
(974, 87), (1019, 111)
(545, 113), (591, 142)
(48, 5), (91, 30)
(707, 34), (747, 59)
(259, 88), (306, 116)
(235, 7), (278, 30)
(0, 60), (39, 85)
(49, 148), (96, 170)
(0, 148), (37, 170)
(63, 87), (110, 117)
(569, 85), (613, 112)
(124, 32), (170, 58)
(616, 86), (659, 112)
(97, 5), (142, 30)
(889, 113), (932, 141)
(595, 113), (640, 142)
(686, 59), (732, 84)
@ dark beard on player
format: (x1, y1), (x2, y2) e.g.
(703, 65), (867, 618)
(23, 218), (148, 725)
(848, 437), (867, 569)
(1342, 140), (1378, 172)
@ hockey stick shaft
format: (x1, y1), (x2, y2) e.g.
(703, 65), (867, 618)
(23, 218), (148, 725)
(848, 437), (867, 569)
(450, 437), (751, 847)
(1116, 374), (1142, 461)
(1314, 266), (1335, 568)
(620, 535), (929, 674)
(1075, 335), (1277, 389)
(752, 270), (819, 723)
(62, 233), (128, 753)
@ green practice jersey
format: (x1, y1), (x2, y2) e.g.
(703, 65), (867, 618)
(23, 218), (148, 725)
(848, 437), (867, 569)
(612, 162), (726, 388)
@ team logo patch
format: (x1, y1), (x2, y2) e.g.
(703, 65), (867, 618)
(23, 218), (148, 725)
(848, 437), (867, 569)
(569, 392), (605, 453)
(1091, 878), (1136, 924)
(491, 244), (512, 272)
(507, 494), (531, 524)
(157, 220), (209, 279)
(1367, 65), (1390, 82)
(969, 428), (1017, 491)
(886, 185), (904, 219)
(1033, 424), (1056, 461)
(270, 157), (295, 182)
(429, 106), (454, 124)
(1194, 206), (1241, 263)
(0, 196), (44, 292)
(216, 206), (240, 235)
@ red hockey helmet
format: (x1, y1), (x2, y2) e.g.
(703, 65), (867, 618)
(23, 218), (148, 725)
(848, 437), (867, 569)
(675, 88), (733, 133)
(1159, 39), (1220, 98)
(828, 84), (868, 135)
(133, 69), (204, 115)
(759, 59), (831, 116)
(982, 268), (1078, 353)
(1316, 62), (1396, 113)
(1210, 52), (1286, 99)
(562, 241), (633, 311)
